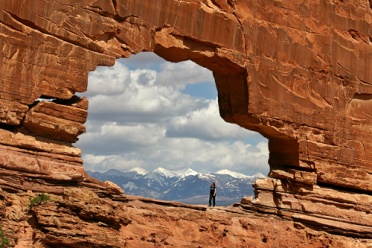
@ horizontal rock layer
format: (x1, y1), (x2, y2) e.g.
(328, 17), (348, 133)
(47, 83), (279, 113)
(0, 0), (371, 246)
(1, 189), (371, 248)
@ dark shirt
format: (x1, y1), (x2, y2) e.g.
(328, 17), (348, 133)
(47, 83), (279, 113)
(210, 186), (216, 196)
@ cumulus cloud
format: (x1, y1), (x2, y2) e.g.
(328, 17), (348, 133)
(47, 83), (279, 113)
(77, 53), (269, 176)
(79, 121), (167, 155)
(86, 67), (207, 123)
(155, 60), (215, 90)
(81, 139), (269, 175)
(167, 99), (257, 141)
(83, 154), (146, 173)
(86, 62), (130, 96)
(122, 52), (166, 70)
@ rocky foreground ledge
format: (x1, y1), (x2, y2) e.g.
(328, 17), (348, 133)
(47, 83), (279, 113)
(0, 1), (372, 247)
(1, 187), (370, 248)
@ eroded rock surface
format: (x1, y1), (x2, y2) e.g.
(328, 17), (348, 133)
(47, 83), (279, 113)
(0, 0), (371, 247)
(1, 189), (370, 248)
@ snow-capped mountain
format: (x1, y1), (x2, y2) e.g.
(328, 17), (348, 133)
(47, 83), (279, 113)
(215, 169), (250, 179)
(216, 169), (266, 179)
(87, 167), (265, 206)
(128, 167), (149, 175)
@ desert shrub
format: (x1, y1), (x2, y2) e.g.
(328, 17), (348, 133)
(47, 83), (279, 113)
(0, 224), (10, 248)
(29, 193), (50, 208)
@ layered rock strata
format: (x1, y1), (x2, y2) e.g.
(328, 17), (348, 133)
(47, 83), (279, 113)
(0, 0), (371, 246)
(1, 188), (371, 248)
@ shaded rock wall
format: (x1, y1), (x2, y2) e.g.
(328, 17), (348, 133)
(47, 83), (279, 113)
(0, 0), (371, 246)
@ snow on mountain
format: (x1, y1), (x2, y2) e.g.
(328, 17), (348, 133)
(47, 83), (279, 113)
(151, 167), (178, 178)
(253, 172), (266, 178)
(87, 167), (266, 206)
(215, 169), (250, 179)
(101, 169), (126, 177)
(148, 167), (199, 178)
(127, 167), (149, 175)
(173, 168), (198, 178)
(198, 173), (215, 180)
(123, 181), (138, 190)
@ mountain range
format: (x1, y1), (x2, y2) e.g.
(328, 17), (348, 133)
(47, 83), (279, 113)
(87, 167), (266, 206)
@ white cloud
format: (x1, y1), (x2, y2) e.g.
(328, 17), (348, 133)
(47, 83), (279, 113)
(83, 154), (146, 173)
(121, 52), (166, 69)
(167, 98), (257, 141)
(87, 62), (130, 96)
(86, 66), (207, 123)
(82, 139), (269, 175)
(77, 53), (269, 176)
(100, 123), (165, 145)
(155, 60), (215, 90)
(78, 122), (166, 155)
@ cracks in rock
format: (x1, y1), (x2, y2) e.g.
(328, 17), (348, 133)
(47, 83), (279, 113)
(227, 0), (237, 8)
(170, 0), (182, 33)
(55, 201), (131, 231)
(0, 123), (18, 132)
(4, 11), (44, 36)
(112, 0), (118, 14)
(0, 10), (29, 35)
(26, 211), (43, 244)
(7, 95), (86, 145)
(335, 62), (353, 81)
(83, 10), (147, 54)
(241, 195), (372, 239)
(52, 95), (81, 107)
(348, 29), (370, 44)
(359, 78), (372, 86)
(113, 17), (146, 53)
(292, 216), (372, 239)
(351, 93), (372, 101)
(4, 10), (105, 55)
(183, 34), (222, 51)
(210, 0), (223, 9)
(317, 181), (372, 196)
(81, 4), (125, 23)
(333, 73), (350, 83)
(202, 0), (246, 53)
(309, 67), (329, 75)
(272, 164), (317, 173)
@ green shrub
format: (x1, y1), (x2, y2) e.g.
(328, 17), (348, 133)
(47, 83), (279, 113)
(29, 193), (50, 208)
(0, 224), (10, 248)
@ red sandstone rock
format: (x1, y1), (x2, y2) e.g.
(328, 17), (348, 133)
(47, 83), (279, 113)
(0, 0), (371, 247)
(0, 189), (369, 248)
(23, 101), (86, 142)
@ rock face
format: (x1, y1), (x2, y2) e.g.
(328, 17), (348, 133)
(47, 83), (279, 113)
(1, 189), (371, 248)
(0, 0), (371, 247)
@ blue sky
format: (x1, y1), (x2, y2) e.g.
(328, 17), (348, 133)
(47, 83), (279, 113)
(76, 53), (269, 176)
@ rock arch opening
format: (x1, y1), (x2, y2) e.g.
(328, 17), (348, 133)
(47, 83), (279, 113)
(77, 52), (270, 205)
(0, 0), (371, 242)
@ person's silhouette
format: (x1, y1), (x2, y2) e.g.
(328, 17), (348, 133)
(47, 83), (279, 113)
(209, 182), (216, 207)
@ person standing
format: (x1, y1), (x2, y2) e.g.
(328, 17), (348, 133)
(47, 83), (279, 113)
(209, 182), (216, 207)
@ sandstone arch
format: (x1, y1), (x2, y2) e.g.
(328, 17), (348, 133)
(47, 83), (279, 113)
(0, 0), (372, 240)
